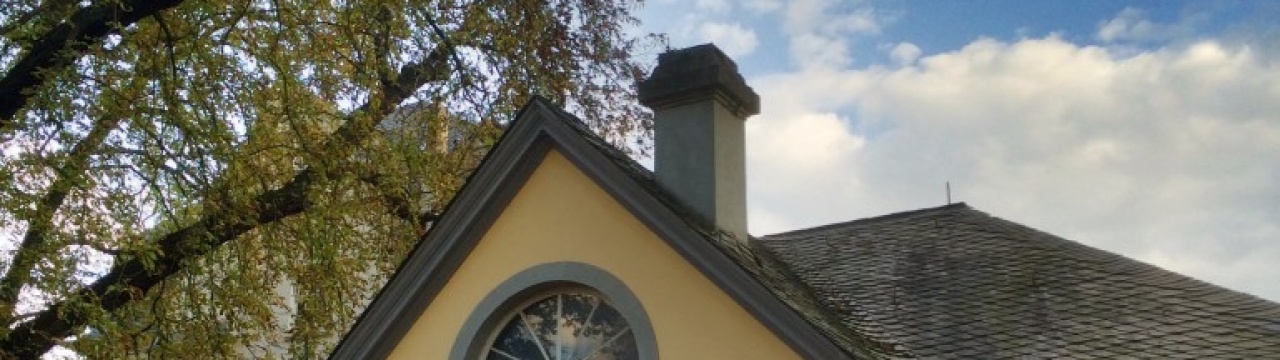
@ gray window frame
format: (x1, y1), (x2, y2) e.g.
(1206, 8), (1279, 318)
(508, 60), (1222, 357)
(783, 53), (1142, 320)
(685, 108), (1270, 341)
(450, 262), (658, 360)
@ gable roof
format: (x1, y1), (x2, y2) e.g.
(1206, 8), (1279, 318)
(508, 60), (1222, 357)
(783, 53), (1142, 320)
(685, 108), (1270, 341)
(543, 102), (903, 359)
(330, 98), (899, 359)
(760, 204), (1280, 358)
(335, 96), (1280, 359)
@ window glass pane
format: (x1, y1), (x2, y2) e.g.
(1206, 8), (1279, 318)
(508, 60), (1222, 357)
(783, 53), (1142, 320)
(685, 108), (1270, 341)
(525, 295), (558, 354)
(487, 292), (638, 360)
(491, 314), (543, 359)
(594, 329), (639, 360)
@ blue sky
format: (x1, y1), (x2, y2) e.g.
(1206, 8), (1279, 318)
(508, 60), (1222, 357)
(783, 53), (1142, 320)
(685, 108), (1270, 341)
(635, 0), (1280, 302)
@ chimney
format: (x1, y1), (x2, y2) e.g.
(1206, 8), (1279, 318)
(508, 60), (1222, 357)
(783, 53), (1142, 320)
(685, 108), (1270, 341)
(638, 44), (760, 241)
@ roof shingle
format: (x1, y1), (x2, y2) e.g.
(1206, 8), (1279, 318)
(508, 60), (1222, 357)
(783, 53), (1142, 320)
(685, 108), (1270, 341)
(759, 203), (1280, 359)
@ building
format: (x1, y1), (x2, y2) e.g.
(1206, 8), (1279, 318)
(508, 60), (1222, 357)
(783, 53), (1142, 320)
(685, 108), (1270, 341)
(330, 45), (1280, 359)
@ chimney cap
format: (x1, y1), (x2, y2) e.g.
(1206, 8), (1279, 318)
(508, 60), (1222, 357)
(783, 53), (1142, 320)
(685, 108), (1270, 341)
(638, 44), (760, 118)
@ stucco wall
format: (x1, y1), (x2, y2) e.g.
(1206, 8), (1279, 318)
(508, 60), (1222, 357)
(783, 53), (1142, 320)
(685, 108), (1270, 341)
(386, 149), (800, 359)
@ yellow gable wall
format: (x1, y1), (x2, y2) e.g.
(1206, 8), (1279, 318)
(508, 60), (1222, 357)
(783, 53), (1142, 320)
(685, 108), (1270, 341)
(387, 149), (801, 359)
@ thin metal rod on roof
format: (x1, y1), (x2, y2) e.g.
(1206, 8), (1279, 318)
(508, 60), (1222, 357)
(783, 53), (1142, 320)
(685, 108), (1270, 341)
(946, 181), (952, 205)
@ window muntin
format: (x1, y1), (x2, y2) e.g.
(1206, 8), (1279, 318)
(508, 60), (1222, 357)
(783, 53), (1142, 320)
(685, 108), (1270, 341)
(451, 262), (655, 360)
(486, 291), (637, 360)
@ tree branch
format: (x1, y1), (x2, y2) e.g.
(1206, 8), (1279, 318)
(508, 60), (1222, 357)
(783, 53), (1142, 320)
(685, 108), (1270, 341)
(0, 0), (76, 39)
(0, 115), (123, 324)
(0, 48), (452, 359)
(422, 11), (469, 86)
(0, 0), (187, 134)
(356, 173), (441, 231)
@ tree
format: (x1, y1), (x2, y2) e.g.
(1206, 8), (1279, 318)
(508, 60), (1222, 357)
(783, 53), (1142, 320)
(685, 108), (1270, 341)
(0, 0), (658, 357)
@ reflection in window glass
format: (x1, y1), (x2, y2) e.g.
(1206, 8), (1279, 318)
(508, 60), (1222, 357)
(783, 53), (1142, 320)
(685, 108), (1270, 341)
(487, 292), (637, 360)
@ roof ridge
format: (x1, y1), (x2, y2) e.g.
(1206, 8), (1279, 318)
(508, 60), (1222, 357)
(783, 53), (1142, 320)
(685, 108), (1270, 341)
(769, 200), (1280, 309)
(760, 202), (971, 239)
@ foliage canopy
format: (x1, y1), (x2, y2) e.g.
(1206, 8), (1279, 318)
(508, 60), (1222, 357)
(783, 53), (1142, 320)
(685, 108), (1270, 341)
(0, 0), (657, 357)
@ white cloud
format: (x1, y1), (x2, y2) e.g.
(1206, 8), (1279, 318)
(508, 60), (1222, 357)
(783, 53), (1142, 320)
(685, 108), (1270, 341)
(789, 33), (851, 69)
(699, 22), (759, 58)
(694, 0), (732, 14)
(780, 0), (892, 70)
(825, 7), (882, 35)
(743, 0), (783, 14)
(748, 112), (864, 173)
(889, 42), (921, 65)
(1096, 7), (1202, 43)
(747, 110), (866, 228)
(784, 0), (882, 36)
(746, 36), (1280, 302)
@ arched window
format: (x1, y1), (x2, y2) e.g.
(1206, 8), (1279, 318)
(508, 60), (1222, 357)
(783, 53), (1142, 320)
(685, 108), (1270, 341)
(485, 290), (637, 360)
(452, 262), (656, 360)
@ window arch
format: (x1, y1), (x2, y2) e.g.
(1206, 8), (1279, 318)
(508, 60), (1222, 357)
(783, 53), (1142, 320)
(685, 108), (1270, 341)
(485, 289), (636, 359)
(451, 262), (657, 360)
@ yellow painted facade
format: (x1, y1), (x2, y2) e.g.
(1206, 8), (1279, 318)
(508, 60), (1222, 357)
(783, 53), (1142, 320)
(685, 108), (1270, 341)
(386, 149), (800, 360)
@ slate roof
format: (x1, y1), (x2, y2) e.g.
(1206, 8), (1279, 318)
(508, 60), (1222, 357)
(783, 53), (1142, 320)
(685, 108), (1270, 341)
(759, 203), (1280, 359)
(548, 100), (1280, 358)
(337, 97), (1280, 359)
